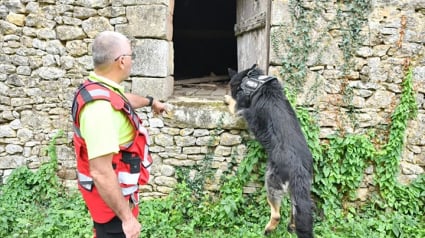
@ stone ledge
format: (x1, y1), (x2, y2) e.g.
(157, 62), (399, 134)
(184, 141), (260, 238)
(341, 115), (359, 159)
(164, 96), (247, 130)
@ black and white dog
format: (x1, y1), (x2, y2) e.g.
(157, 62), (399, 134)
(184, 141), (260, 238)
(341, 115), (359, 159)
(224, 65), (314, 238)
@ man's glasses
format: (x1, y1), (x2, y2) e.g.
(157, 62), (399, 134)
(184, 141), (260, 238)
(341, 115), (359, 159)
(114, 52), (136, 61)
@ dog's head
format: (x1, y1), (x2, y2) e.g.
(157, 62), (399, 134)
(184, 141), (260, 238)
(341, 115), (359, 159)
(228, 64), (264, 108)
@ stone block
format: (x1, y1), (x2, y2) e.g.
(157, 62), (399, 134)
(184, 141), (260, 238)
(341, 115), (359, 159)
(131, 76), (173, 100)
(0, 155), (25, 169)
(124, 5), (170, 40)
(56, 25), (86, 40)
(270, 0), (292, 26)
(0, 20), (18, 34)
(132, 39), (172, 78)
(81, 17), (113, 38)
(6, 13), (25, 26)
(78, 0), (110, 8)
(163, 97), (247, 130)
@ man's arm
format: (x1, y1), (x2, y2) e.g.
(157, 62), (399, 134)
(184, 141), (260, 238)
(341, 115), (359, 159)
(125, 93), (151, 108)
(125, 93), (167, 114)
(89, 154), (141, 237)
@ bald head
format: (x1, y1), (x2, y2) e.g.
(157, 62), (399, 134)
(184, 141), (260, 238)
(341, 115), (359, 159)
(92, 31), (131, 68)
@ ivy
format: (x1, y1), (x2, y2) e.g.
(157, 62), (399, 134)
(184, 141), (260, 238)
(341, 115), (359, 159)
(336, 0), (371, 73)
(373, 68), (423, 215)
(300, 66), (423, 236)
(276, 0), (320, 93)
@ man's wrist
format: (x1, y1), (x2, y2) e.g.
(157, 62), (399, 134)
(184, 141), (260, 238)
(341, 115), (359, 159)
(146, 96), (154, 107)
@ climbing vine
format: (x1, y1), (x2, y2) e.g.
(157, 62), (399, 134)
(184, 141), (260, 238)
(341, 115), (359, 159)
(274, 0), (319, 93)
(177, 112), (227, 199)
(373, 68), (423, 215)
(306, 67), (424, 235)
(336, 0), (371, 73)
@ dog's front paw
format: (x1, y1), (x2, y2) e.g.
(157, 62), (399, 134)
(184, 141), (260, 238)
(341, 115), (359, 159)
(223, 95), (232, 104)
(224, 95), (236, 115)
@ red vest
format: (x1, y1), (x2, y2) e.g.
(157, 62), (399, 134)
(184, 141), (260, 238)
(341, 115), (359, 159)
(71, 80), (152, 223)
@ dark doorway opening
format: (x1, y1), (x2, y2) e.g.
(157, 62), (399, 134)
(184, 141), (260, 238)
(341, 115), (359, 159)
(173, 0), (237, 82)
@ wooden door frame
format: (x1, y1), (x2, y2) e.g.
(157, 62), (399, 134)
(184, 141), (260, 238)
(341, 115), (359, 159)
(265, 0), (271, 74)
(234, 0), (272, 74)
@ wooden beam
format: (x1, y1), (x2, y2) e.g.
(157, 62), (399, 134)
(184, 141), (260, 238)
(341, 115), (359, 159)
(234, 12), (266, 36)
(174, 29), (234, 39)
(174, 75), (229, 85)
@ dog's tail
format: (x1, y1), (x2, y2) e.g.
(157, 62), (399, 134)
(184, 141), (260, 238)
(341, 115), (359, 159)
(290, 165), (314, 238)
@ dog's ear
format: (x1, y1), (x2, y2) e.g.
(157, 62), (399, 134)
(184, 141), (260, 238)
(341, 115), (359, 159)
(228, 68), (237, 78)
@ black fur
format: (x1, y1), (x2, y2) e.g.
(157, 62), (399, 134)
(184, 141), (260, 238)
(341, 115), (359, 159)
(228, 66), (314, 238)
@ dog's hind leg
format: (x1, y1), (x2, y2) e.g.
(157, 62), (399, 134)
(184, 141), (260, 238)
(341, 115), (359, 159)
(287, 197), (296, 233)
(264, 194), (282, 235)
(264, 172), (288, 235)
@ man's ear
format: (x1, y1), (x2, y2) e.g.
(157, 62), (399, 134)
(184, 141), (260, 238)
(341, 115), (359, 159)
(228, 68), (237, 78)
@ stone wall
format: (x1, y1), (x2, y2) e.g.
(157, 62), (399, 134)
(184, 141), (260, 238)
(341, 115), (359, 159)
(0, 0), (424, 201)
(0, 0), (175, 188)
(139, 98), (251, 198)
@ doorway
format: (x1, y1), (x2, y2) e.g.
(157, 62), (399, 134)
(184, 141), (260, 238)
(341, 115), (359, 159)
(173, 0), (237, 81)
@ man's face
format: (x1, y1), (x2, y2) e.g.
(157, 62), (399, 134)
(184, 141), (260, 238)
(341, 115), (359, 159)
(114, 42), (134, 81)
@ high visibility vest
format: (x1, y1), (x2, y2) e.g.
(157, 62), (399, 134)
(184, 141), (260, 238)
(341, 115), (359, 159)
(71, 80), (152, 223)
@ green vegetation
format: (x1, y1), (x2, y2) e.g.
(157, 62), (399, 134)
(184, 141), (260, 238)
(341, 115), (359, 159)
(0, 68), (423, 237)
(0, 131), (92, 237)
(139, 67), (425, 238)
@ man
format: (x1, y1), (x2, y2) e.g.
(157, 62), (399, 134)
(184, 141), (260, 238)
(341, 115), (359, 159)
(71, 31), (166, 238)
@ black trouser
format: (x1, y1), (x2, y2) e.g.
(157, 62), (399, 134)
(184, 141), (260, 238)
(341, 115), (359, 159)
(93, 216), (125, 238)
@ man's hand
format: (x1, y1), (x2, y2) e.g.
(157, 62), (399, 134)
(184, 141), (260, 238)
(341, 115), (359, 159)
(152, 100), (167, 114)
(122, 215), (141, 238)
(89, 154), (141, 237)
